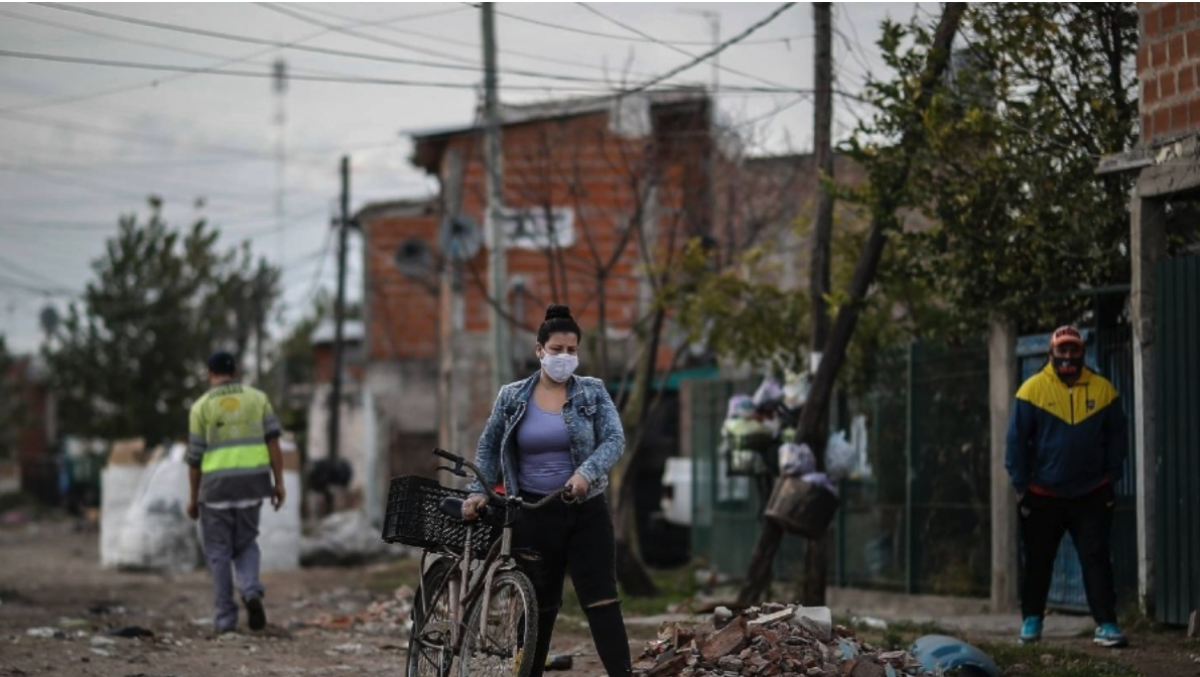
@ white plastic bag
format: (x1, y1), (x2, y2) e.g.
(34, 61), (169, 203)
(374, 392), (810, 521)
(825, 431), (856, 481)
(100, 464), (144, 568)
(114, 444), (200, 573)
(778, 442), (816, 477)
(258, 469), (302, 572)
(752, 376), (783, 409)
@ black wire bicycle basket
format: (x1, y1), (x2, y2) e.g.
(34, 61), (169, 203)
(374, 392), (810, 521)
(382, 475), (502, 555)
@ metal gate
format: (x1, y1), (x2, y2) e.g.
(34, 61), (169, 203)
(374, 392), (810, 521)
(1154, 254), (1200, 626)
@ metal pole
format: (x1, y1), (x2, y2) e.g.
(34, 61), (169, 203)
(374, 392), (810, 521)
(905, 340), (916, 594)
(330, 155), (349, 462)
(481, 3), (510, 391)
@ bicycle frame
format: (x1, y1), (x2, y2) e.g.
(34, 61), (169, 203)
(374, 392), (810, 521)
(414, 448), (568, 672)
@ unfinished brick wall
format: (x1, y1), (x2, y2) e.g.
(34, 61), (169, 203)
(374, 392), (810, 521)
(1140, 3), (1200, 144)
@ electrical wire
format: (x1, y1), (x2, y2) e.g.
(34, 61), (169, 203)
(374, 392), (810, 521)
(0, 47), (825, 98)
(612, 3), (799, 99)
(576, 3), (803, 95)
(0, 252), (67, 289)
(257, 2), (667, 87)
(0, 48), (602, 91)
(33, 2), (614, 87)
(481, 4), (811, 46)
(0, 108), (275, 159)
(282, 2), (659, 80)
(1, 4), (469, 113)
(299, 224), (335, 309)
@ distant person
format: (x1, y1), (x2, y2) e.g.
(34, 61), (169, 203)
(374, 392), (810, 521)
(1005, 325), (1128, 647)
(185, 351), (285, 635)
(462, 304), (631, 677)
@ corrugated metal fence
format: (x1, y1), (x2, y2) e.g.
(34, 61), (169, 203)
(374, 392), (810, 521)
(1154, 254), (1200, 626)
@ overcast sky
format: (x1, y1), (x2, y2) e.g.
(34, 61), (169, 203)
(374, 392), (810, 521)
(0, 1), (927, 355)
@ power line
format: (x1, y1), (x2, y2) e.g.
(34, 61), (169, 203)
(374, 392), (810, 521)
(2, 154), (277, 203)
(482, 4), (811, 46)
(33, 2), (614, 87)
(2, 4), (468, 113)
(0, 108), (274, 159)
(0, 48), (590, 90)
(255, 2), (637, 86)
(615, 3), (799, 99)
(281, 2), (659, 80)
(0, 253), (66, 289)
(576, 3), (803, 95)
(299, 224), (335, 308)
(0, 47), (824, 97)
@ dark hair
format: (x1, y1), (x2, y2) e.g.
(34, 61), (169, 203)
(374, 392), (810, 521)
(207, 350), (237, 376)
(536, 304), (581, 345)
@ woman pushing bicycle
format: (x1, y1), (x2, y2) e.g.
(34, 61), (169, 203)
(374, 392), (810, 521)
(462, 303), (632, 677)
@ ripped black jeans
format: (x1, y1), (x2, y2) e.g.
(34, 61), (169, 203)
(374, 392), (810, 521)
(513, 491), (631, 677)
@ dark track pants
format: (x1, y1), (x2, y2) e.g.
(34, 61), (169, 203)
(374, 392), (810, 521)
(512, 492), (631, 677)
(1018, 484), (1118, 625)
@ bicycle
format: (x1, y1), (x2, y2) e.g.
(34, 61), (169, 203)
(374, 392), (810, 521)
(381, 447), (570, 677)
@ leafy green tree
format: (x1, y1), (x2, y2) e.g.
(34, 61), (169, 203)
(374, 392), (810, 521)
(849, 3), (1138, 336)
(43, 198), (281, 447)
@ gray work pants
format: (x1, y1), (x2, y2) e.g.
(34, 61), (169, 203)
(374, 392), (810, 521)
(199, 503), (265, 631)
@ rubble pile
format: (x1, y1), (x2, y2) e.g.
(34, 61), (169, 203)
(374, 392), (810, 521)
(633, 603), (927, 677)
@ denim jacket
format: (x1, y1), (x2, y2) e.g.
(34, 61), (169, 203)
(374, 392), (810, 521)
(468, 371), (625, 501)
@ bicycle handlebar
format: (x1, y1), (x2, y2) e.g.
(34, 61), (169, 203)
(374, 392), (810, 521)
(431, 447), (572, 509)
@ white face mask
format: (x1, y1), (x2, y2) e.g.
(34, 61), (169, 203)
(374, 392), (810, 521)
(540, 352), (578, 383)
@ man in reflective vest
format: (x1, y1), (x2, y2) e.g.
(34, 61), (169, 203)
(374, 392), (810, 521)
(186, 351), (285, 634)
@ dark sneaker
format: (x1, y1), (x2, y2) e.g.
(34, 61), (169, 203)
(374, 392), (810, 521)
(244, 595), (267, 631)
(1019, 615), (1042, 644)
(1093, 623), (1128, 648)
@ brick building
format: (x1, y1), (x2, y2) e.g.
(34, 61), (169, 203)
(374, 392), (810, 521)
(352, 89), (745, 515)
(1138, 2), (1200, 144)
(349, 90), (863, 533)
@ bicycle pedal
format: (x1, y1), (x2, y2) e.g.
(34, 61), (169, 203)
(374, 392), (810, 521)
(545, 654), (573, 670)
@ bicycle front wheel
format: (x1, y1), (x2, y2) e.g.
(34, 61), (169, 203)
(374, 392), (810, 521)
(459, 569), (539, 677)
(407, 559), (460, 677)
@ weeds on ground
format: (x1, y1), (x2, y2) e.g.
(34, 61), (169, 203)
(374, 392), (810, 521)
(978, 642), (1139, 677)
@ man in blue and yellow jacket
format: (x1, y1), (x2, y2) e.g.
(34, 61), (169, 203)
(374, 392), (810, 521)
(186, 351), (285, 635)
(1005, 325), (1128, 648)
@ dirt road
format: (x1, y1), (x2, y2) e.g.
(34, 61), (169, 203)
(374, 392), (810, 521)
(0, 518), (655, 677)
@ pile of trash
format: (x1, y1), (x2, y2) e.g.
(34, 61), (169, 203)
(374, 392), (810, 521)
(301, 585), (416, 636)
(633, 603), (926, 677)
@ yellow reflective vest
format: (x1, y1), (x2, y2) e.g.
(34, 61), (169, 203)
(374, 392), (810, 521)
(186, 381), (281, 504)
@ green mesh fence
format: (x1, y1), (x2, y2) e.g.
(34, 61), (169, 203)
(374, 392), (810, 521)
(690, 340), (993, 597)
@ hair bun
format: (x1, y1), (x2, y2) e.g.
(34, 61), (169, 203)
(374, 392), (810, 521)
(544, 304), (573, 321)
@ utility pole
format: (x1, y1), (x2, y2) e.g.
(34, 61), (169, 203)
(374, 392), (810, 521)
(329, 156), (350, 464)
(802, 0), (835, 609)
(438, 150), (466, 457)
(680, 9), (720, 95)
(482, 3), (510, 391)
(271, 56), (287, 397)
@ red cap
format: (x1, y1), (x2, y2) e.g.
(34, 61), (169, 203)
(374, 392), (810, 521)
(1050, 325), (1084, 348)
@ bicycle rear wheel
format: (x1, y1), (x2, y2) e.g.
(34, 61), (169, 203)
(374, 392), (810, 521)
(407, 558), (460, 677)
(459, 570), (539, 677)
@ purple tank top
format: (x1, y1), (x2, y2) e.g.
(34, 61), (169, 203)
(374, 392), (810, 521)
(516, 401), (575, 495)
